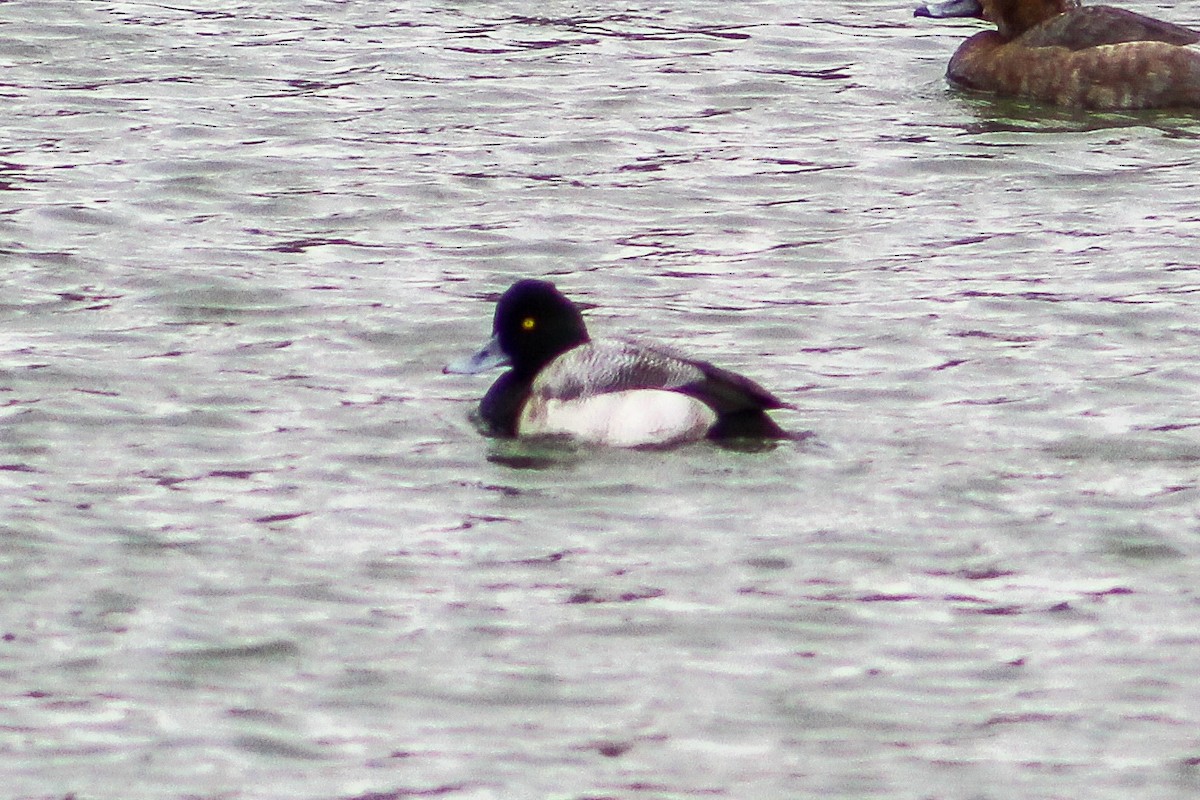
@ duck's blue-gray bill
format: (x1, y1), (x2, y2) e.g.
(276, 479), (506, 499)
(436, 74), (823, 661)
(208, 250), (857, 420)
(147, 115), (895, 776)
(443, 334), (510, 375)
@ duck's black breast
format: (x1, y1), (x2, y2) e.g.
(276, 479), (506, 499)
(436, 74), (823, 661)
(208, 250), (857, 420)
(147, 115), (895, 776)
(478, 371), (530, 437)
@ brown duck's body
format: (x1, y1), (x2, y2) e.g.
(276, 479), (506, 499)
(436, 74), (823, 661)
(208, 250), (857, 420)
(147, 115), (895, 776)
(918, 0), (1200, 109)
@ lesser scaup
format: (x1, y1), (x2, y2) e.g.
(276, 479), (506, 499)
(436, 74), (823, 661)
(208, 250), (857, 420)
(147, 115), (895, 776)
(444, 279), (792, 447)
(914, 0), (1200, 109)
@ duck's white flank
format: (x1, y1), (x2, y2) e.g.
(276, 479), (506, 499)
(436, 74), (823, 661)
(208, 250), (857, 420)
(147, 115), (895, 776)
(519, 389), (717, 447)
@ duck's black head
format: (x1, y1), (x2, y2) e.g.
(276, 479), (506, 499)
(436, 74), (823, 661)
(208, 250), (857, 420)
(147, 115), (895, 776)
(493, 279), (590, 378)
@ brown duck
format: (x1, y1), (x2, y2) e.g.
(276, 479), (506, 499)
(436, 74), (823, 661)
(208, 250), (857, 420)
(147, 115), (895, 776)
(915, 0), (1200, 109)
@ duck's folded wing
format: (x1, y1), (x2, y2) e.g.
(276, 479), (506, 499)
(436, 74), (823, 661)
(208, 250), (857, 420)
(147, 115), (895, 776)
(682, 359), (792, 414)
(530, 340), (705, 401)
(532, 340), (788, 414)
(1023, 7), (1200, 50)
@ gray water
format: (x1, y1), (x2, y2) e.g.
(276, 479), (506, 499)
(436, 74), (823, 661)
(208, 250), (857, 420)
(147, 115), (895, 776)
(4, 1), (1200, 798)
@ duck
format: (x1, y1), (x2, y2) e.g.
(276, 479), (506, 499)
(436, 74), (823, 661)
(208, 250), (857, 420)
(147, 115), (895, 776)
(913, 0), (1200, 109)
(443, 279), (792, 447)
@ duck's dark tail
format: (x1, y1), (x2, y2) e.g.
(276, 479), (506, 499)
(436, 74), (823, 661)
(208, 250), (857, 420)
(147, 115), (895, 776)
(707, 409), (790, 440)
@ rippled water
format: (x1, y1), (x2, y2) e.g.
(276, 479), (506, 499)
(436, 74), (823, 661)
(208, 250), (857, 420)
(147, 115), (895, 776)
(4, 1), (1200, 798)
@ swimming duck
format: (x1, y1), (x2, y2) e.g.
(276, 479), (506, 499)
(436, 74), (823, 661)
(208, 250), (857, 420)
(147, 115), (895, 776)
(914, 0), (1200, 109)
(444, 279), (791, 447)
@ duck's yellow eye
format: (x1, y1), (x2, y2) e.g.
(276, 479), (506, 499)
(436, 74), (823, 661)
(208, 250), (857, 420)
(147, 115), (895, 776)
(521, 317), (536, 331)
